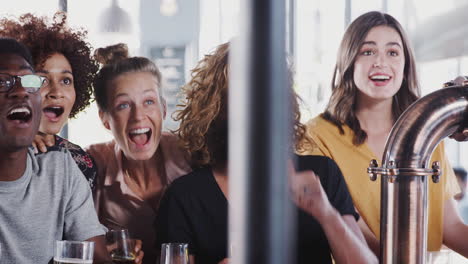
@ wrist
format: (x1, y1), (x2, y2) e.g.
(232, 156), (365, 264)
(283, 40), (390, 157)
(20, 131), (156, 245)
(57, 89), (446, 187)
(314, 206), (339, 223)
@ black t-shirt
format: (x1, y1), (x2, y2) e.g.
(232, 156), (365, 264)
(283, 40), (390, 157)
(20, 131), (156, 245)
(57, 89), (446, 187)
(155, 155), (358, 264)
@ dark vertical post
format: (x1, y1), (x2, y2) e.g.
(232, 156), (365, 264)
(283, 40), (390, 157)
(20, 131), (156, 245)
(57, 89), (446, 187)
(382, 0), (388, 12)
(59, 0), (67, 12)
(286, 0), (296, 58)
(58, 0), (68, 139)
(345, 0), (352, 27)
(229, 0), (293, 263)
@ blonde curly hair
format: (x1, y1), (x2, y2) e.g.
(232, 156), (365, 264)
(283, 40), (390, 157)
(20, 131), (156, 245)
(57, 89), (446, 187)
(175, 42), (308, 167)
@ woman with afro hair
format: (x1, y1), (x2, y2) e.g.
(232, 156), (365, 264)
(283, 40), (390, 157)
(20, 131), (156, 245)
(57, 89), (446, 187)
(0, 12), (99, 189)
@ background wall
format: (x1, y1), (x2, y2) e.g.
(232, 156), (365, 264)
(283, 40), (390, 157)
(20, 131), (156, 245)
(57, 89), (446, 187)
(0, 0), (467, 181)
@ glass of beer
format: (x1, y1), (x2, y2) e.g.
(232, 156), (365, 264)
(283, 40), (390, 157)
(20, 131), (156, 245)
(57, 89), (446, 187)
(106, 229), (136, 263)
(160, 243), (189, 264)
(54, 240), (94, 264)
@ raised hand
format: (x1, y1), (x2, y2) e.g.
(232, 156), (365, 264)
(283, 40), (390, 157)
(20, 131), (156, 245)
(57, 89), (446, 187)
(288, 164), (333, 221)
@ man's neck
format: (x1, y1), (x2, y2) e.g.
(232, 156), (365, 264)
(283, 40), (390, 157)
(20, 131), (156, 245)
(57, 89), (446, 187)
(0, 149), (28, 181)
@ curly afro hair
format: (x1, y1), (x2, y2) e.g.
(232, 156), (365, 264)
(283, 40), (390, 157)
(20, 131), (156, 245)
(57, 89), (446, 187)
(0, 12), (98, 118)
(174, 42), (309, 167)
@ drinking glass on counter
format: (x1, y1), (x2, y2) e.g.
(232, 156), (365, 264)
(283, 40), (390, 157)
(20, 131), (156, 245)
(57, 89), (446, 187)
(106, 229), (136, 263)
(160, 243), (189, 264)
(54, 240), (94, 264)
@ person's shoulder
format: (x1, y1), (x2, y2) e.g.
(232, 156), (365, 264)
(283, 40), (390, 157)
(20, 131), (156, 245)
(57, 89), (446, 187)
(86, 140), (115, 152)
(159, 132), (186, 158)
(85, 140), (116, 160)
(306, 114), (344, 134)
(159, 132), (191, 181)
(34, 145), (73, 161)
(160, 132), (179, 144)
(306, 114), (329, 128)
(167, 167), (211, 194)
(295, 155), (337, 174)
(54, 135), (83, 151)
(32, 147), (77, 176)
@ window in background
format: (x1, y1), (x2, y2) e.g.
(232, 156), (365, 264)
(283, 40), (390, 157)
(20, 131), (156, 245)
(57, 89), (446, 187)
(67, 0), (140, 148)
(0, 0), (57, 18)
(293, 0), (468, 173)
(198, 0), (239, 59)
(0, 0), (466, 173)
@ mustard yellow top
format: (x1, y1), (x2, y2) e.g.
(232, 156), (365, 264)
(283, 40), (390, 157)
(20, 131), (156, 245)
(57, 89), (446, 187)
(299, 115), (459, 251)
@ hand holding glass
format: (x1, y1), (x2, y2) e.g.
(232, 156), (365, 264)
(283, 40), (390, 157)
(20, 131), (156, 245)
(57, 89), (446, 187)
(106, 229), (136, 263)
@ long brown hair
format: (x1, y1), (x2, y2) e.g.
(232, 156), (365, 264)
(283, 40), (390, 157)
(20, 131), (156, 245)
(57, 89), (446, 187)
(323, 11), (420, 145)
(175, 42), (307, 167)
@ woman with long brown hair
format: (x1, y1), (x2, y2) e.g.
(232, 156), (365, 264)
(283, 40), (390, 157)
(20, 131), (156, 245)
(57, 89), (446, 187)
(155, 42), (377, 264)
(300, 11), (468, 256)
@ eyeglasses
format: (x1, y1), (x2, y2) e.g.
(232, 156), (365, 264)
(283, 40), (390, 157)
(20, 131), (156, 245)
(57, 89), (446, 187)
(0, 73), (49, 93)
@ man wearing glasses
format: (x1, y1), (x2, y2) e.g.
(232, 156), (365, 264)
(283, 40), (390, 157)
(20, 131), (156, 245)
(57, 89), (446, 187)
(0, 38), (111, 263)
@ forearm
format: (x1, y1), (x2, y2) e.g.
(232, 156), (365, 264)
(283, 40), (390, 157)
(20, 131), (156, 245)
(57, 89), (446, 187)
(443, 198), (468, 258)
(444, 222), (468, 258)
(357, 218), (380, 256)
(317, 210), (377, 264)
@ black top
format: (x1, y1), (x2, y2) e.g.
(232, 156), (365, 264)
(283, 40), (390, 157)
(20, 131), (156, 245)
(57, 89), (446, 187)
(155, 155), (358, 264)
(43, 135), (97, 190)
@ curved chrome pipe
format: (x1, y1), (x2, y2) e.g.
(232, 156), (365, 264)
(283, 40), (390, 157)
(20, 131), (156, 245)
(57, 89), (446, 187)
(368, 84), (468, 264)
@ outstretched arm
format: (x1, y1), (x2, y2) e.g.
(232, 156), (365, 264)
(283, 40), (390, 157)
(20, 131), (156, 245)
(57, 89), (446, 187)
(357, 217), (380, 256)
(290, 170), (377, 264)
(443, 198), (468, 257)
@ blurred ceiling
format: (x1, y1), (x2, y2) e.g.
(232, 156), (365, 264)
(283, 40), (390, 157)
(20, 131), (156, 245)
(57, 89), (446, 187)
(412, 3), (468, 62)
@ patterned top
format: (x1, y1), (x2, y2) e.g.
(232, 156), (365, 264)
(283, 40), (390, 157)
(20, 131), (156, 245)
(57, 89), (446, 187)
(45, 135), (97, 190)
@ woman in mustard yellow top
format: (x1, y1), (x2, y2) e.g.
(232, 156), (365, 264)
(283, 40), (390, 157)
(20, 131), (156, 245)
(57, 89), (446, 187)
(300, 11), (468, 257)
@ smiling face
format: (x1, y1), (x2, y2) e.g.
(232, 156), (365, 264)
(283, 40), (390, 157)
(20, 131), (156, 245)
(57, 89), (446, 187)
(100, 71), (166, 161)
(36, 53), (76, 135)
(0, 53), (42, 151)
(353, 25), (405, 103)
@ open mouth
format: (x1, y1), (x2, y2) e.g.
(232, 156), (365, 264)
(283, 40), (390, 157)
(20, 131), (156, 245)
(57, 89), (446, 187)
(369, 75), (391, 83)
(7, 106), (32, 123)
(43, 106), (65, 120)
(128, 127), (152, 146)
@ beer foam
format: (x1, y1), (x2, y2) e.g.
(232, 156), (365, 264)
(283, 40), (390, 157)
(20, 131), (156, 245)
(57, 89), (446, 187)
(53, 257), (93, 264)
